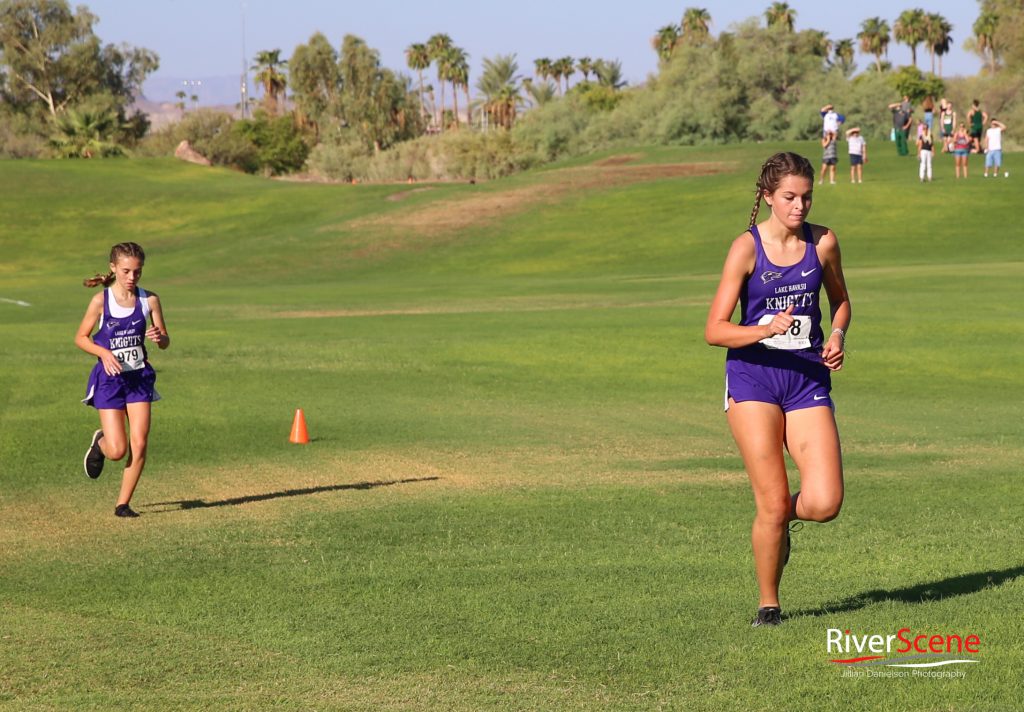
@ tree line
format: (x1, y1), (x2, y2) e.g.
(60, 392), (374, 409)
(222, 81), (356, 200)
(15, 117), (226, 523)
(2, 0), (1022, 177)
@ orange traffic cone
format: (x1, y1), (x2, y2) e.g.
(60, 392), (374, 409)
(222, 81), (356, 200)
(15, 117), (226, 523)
(289, 408), (310, 444)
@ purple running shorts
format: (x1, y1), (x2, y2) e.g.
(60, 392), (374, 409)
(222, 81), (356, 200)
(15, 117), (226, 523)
(725, 356), (832, 412)
(82, 362), (160, 410)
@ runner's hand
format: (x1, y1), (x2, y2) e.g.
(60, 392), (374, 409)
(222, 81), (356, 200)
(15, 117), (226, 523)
(145, 326), (165, 346)
(100, 349), (123, 376)
(822, 332), (845, 371)
(764, 305), (795, 338)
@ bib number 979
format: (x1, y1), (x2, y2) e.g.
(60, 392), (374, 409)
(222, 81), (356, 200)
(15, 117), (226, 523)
(112, 346), (144, 372)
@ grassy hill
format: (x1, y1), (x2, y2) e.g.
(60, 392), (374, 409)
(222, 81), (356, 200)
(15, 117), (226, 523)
(1, 144), (1021, 710)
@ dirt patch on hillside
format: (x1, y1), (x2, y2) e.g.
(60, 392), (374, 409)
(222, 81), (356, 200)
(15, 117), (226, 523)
(336, 159), (735, 258)
(386, 187), (436, 201)
(593, 154), (641, 166)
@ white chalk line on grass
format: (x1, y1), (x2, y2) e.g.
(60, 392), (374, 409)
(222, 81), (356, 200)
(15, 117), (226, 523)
(0, 297), (31, 307)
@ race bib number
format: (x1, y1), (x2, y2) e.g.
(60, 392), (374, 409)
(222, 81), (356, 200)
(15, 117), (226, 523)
(758, 314), (812, 350)
(112, 346), (145, 372)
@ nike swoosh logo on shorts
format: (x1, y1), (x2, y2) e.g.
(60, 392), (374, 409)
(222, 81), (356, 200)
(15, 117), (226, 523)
(801, 268), (817, 277)
(813, 394), (828, 401)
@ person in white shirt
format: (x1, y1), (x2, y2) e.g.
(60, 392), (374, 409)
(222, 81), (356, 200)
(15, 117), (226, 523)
(845, 127), (866, 183)
(983, 119), (1007, 177)
(820, 104), (842, 136)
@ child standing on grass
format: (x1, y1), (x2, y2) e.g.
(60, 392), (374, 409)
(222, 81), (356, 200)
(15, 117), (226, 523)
(75, 242), (170, 518)
(819, 132), (837, 185)
(705, 152), (851, 627)
(846, 127), (866, 183)
(953, 124), (972, 178)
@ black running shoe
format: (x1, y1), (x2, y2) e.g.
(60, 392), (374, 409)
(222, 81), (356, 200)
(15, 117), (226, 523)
(751, 606), (783, 627)
(114, 504), (139, 518)
(784, 521), (803, 567)
(84, 429), (105, 479)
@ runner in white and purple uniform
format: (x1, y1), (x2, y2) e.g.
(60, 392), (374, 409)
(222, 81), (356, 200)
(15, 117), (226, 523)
(725, 221), (832, 413)
(76, 242), (171, 518)
(82, 286), (159, 409)
(705, 152), (852, 627)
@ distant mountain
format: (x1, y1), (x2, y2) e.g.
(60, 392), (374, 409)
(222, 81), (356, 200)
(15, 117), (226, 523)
(143, 75), (255, 108)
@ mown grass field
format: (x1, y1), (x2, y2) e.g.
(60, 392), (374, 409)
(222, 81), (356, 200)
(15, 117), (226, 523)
(1, 142), (1022, 711)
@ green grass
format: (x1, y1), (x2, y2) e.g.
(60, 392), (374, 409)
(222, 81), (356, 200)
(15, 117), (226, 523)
(1, 142), (1022, 710)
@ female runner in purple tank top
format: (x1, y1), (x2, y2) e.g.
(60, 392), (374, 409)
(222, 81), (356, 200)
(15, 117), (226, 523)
(75, 243), (171, 518)
(704, 153), (852, 627)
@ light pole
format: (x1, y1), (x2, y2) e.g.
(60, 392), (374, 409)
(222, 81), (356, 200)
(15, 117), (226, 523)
(240, 1), (249, 118)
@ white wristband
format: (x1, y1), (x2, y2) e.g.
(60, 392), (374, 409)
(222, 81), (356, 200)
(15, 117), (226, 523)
(831, 328), (846, 343)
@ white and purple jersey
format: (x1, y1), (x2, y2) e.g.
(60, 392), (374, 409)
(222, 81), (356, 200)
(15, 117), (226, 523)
(93, 288), (150, 371)
(729, 223), (824, 365)
(82, 288), (160, 409)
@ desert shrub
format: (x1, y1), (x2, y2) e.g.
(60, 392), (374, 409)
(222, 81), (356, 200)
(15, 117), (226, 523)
(306, 130), (372, 181)
(0, 111), (46, 157)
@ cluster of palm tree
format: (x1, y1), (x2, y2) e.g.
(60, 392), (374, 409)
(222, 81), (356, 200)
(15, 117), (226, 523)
(531, 57), (579, 94)
(405, 34), (470, 131)
(858, 11), (954, 75)
(652, 5), (961, 78)
(652, 7), (712, 62)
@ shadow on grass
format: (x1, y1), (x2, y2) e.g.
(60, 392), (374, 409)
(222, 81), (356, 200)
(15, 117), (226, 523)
(790, 565), (1024, 618)
(143, 476), (441, 513)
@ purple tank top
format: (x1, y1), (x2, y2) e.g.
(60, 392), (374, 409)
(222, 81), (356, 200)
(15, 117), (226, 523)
(728, 223), (824, 364)
(93, 288), (149, 372)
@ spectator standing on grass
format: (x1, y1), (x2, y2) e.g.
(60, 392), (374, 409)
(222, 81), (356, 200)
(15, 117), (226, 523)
(968, 100), (987, 153)
(888, 96), (912, 156)
(846, 127), (866, 183)
(922, 96), (935, 132)
(939, 99), (956, 152)
(917, 123), (935, 182)
(983, 119), (1007, 178)
(819, 132), (838, 185)
(952, 123), (972, 179)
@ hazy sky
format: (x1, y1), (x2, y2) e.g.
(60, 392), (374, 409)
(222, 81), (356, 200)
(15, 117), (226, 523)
(83, 0), (984, 101)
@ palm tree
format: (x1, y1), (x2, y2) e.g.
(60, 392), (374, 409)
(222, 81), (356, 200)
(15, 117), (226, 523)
(251, 49), (287, 114)
(405, 43), (431, 122)
(806, 29), (832, 58)
(832, 38), (856, 75)
(764, 2), (796, 32)
(972, 11), (999, 74)
(475, 54), (522, 129)
(893, 8), (927, 68)
(681, 7), (712, 44)
(534, 57), (552, 84)
(174, 90), (186, 114)
(858, 17), (891, 72)
(652, 24), (681, 62)
(554, 56), (575, 93)
(576, 57), (594, 82)
(427, 33), (453, 130)
(50, 105), (123, 158)
(447, 47), (469, 128)
(923, 13), (952, 75)
(593, 59), (626, 90)
(524, 78), (557, 107)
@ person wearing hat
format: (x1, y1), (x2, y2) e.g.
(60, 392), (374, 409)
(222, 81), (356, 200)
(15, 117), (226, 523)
(846, 127), (866, 183)
(820, 103), (842, 137)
